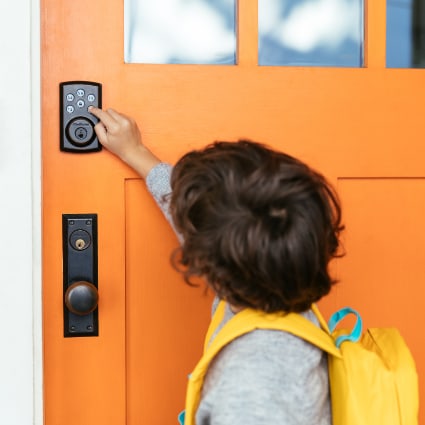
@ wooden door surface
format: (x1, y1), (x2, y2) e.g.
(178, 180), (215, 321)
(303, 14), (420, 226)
(42, 1), (424, 423)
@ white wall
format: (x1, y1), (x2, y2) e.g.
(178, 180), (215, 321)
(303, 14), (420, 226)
(0, 0), (42, 423)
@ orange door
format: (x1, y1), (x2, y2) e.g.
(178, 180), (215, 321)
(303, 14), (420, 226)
(42, 1), (424, 423)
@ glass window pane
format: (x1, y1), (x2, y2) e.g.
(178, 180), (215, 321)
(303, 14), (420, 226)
(387, 0), (425, 68)
(124, 0), (236, 64)
(258, 0), (364, 67)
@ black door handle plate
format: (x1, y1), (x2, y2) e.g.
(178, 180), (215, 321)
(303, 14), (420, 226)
(62, 214), (99, 337)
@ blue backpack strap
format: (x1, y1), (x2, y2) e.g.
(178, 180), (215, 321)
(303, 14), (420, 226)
(328, 307), (363, 348)
(177, 410), (185, 425)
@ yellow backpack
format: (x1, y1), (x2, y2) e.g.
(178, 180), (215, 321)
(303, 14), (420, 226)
(180, 301), (419, 425)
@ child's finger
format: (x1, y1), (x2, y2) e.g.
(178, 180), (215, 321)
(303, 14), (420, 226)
(93, 121), (108, 145)
(105, 108), (125, 122)
(89, 106), (117, 129)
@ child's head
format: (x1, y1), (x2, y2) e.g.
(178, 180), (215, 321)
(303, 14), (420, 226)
(170, 140), (343, 313)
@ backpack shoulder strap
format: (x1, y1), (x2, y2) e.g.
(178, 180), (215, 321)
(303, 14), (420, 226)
(203, 299), (227, 353)
(184, 302), (341, 425)
(311, 303), (332, 332)
(193, 302), (341, 382)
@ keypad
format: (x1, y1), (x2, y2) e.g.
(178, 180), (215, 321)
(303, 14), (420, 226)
(65, 89), (98, 114)
(60, 81), (102, 152)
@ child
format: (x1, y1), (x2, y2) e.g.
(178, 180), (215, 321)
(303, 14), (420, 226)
(89, 106), (343, 425)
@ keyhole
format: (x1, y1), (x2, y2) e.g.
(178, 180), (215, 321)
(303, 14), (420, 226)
(75, 239), (86, 250)
(69, 229), (91, 251)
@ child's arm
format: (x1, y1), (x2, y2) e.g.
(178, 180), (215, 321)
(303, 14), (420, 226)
(89, 106), (160, 178)
(90, 106), (180, 238)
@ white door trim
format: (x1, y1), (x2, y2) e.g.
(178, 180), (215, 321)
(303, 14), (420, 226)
(0, 0), (43, 423)
(31, 0), (43, 422)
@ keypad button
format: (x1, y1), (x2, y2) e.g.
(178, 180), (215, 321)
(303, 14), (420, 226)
(76, 89), (85, 97)
(66, 93), (75, 101)
(77, 100), (85, 108)
(87, 94), (95, 102)
(66, 105), (75, 113)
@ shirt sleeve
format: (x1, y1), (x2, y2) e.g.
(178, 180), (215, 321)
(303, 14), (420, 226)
(145, 162), (173, 220)
(145, 163), (220, 312)
(145, 162), (183, 242)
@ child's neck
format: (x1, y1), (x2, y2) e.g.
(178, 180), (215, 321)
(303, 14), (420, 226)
(229, 304), (243, 314)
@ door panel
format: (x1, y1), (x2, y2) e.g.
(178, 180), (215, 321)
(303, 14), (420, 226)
(335, 178), (425, 387)
(42, 0), (424, 423)
(126, 180), (213, 424)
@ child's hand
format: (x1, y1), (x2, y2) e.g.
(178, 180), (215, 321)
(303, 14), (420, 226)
(89, 106), (160, 178)
(89, 106), (142, 162)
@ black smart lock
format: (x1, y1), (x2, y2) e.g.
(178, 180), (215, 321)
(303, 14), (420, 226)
(60, 81), (102, 152)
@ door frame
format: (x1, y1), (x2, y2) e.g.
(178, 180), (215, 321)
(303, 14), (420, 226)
(0, 0), (43, 423)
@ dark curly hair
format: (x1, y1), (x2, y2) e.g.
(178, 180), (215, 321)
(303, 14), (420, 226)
(169, 140), (344, 313)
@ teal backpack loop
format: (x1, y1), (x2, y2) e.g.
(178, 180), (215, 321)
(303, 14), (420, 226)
(178, 410), (185, 425)
(328, 307), (363, 348)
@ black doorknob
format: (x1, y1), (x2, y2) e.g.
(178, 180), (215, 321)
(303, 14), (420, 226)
(65, 281), (98, 315)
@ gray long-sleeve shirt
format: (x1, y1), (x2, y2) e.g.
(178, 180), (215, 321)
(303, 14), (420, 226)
(146, 163), (331, 425)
